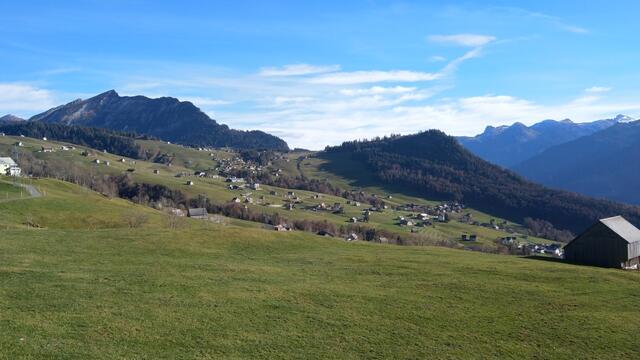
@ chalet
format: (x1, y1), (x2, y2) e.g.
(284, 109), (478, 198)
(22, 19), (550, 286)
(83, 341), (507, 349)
(248, 183), (260, 190)
(231, 197), (241, 203)
(0, 157), (20, 176)
(195, 171), (206, 177)
(41, 146), (54, 153)
(564, 216), (640, 268)
(287, 191), (296, 197)
(225, 177), (244, 183)
(347, 233), (359, 241)
(274, 224), (291, 232)
(469, 234), (477, 242)
(60, 145), (71, 151)
(187, 208), (208, 219)
(93, 159), (101, 164)
(104, 161), (110, 166)
(153, 169), (160, 174)
(269, 190), (278, 196)
(120, 158), (126, 162)
(42, 137), (47, 141)
(461, 234), (469, 241)
(349, 217), (358, 223)
(186, 180), (194, 186)
(284, 203), (294, 210)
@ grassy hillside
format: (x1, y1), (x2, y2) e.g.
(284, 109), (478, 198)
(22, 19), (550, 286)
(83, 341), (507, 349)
(0, 177), (166, 229)
(0, 135), (550, 249)
(1, 226), (639, 358)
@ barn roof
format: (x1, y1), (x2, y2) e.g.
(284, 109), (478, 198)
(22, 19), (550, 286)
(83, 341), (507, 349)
(188, 208), (208, 217)
(599, 216), (640, 244)
(0, 157), (17, 166)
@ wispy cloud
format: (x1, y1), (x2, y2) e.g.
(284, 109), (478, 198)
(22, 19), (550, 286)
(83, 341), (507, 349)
(584, 86), (612, 93)
(429, 55), (447, 62)
(339, 86), (416, 96)
(496, 6), (589, 34)
(428, 34), (496, 47)
(309, 70), (440, 85)
(259, 64), (340, 77)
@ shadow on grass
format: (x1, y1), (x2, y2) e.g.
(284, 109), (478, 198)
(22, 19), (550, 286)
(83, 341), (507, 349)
(522, 255), (568, 264)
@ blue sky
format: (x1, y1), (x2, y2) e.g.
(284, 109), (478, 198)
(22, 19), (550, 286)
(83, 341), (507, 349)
(1, 1), (640, 149)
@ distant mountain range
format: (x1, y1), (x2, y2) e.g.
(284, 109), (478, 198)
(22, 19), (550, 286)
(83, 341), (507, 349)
(513, 120), (640, 205)
(457, 115), (633, 168)
(325, 131), (640, 234)
(19, 90), (289, 151)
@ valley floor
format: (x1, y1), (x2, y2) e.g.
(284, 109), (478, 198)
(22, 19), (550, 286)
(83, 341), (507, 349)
(1, 226), (639, 359)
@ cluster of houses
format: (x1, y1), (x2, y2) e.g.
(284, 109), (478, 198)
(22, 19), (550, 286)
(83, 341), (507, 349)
(498, 236), (564, 257)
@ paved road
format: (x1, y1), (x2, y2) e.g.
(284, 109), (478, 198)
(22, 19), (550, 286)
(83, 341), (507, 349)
(0, 179), (42, 202)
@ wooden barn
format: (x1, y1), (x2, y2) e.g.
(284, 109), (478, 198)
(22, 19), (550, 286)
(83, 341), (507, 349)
(564, 216), (640, 268)
(187, 208), (208, 220)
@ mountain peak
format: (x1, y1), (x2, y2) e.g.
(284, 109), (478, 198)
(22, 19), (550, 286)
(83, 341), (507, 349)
(95, 89), (120, 99)
(0, 114), (26, 123)
(26, 90), (289, 151)
(614, 114), (635, 123)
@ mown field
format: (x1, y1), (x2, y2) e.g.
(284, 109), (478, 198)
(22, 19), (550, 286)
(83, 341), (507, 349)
(1, 226), (639, 359)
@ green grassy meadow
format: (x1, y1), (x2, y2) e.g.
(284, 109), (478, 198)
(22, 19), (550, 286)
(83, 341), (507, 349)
(1, 226), (639, 359)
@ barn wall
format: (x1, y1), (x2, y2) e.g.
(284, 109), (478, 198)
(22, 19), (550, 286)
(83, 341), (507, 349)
(564, 223), (629, 268)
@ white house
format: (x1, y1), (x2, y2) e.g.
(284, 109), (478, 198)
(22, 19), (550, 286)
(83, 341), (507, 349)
(0, 157), (20, 176)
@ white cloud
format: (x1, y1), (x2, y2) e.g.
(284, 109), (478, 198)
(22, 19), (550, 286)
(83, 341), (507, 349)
(584, 86), (612, 93)
(339, 86), (416, 96)
(309, 70), (440, 85)
(259, 64), (340, 77)
(0, 83), (56, 116)
(428, 34), (496, 47)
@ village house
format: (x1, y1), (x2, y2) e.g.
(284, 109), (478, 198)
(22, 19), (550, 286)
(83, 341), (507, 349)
(187, 208), (208, 219)
(231, 197), (241, 203)
(347, 233), (359, 241)
(564, 216), (640, 268)
(186, 180), (194, 186)
(41, 146), (54, 153)
(153, 169), (160, 174)
(93, 159), (101, 164)
(0, 157), (21, 176)
(248, 183), (260, 190)
(274, 224), (291, 232)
